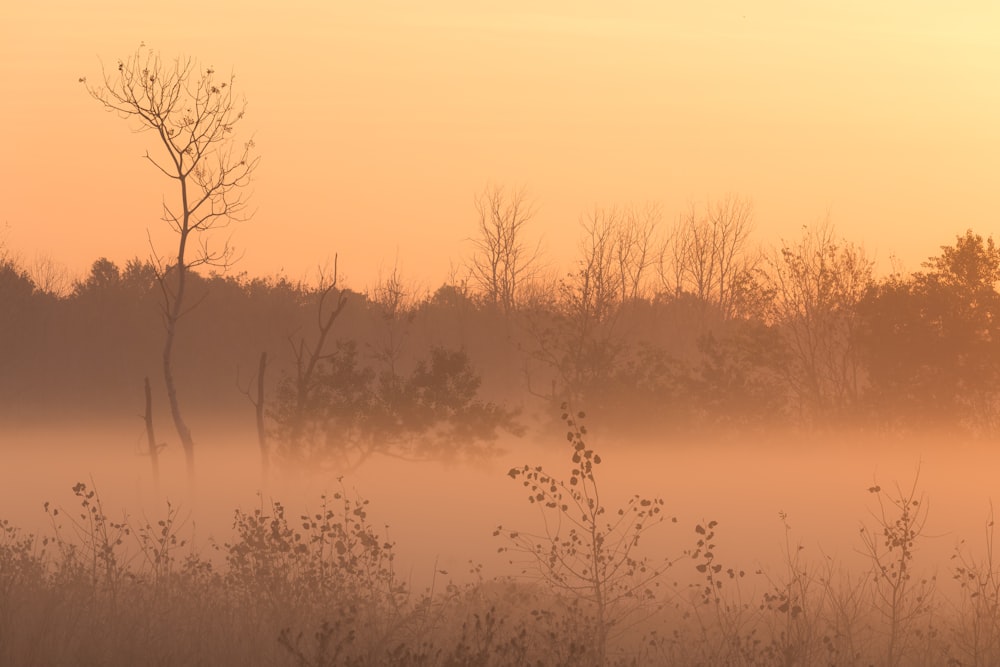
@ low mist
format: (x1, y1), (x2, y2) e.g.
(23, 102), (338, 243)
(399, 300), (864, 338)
(5, 413), (1000, 665)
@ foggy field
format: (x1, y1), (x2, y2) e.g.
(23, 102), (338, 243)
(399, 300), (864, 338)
(8, 227), (1000, 665)
(4, 8), (999, 662)
(8, 422), (998, 579)
(4, 422), (1000, 666)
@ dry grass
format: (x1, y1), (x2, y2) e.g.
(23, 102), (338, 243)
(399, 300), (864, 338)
(2, 436), (999, 666)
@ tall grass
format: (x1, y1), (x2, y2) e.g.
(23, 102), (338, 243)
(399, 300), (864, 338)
(2, 431), (999, 666)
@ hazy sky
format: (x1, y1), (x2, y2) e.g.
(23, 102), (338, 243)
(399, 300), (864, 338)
(2, 2), (998, 290)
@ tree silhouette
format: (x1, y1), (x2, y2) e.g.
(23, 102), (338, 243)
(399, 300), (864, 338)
(766, 223), (873, 425)
(0, 257), (37, 409)
(83, 45), (259, 485)
(522, 206), (658, 410)
(468, 185), (541, 315)
(272, 341), (522, 471)
(859, 230), (1000, 433)
(663, 195), (764, 320)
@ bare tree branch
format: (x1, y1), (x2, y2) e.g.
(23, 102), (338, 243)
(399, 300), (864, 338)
(468, 184), (542, 315)
(83, 45), (259, 486)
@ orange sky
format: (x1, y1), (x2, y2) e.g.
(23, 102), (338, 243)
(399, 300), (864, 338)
(2, 2), (999, 291)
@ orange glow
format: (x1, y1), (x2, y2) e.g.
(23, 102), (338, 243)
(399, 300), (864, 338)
(6, 7), (1000, 661)
(2, 2), (999, 288)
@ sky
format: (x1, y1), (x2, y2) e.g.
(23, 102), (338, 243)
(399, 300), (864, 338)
(2, 1), (999, 292)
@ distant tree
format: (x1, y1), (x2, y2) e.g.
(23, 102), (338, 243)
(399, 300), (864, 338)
(858, 230), (1000, 433)
(766, 223), (873, 425)
(25, 253), (71, 297)
(72, 257), (122, 296)
(0, 259), (36, 303)
(269, 259), (521, 469)
(694, 322), (788, 429)
(121, 257), (160, 292)
(272, 341), (522, 470)
(71, 257), (160, 348)
(0, 257), (36, 389)
(367, 260), (416, 378)
(573, 204), (659, 322)
(468, 185), (541, 314)
(281, 261), (349, 466)
(523, 205), (658, 407)
(83, 45), (259, 484)
(662, 195), (765, 320)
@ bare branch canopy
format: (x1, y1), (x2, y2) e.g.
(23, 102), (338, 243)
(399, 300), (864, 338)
(82, 45), (259, 486)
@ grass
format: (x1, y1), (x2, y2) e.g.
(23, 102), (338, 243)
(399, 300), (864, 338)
(2, 428), (999, 666)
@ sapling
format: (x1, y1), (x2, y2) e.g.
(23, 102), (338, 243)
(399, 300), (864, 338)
(495, 405), (673, 665)
(859, 470), (934, 667)
(950, 503), (1000, 665)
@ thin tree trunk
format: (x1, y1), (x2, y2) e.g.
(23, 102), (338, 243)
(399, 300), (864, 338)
(163, 324), (194, 483)
(256, 351), (269, 488)
(163, 258), (195, 490)
(144, 376), (161, 497)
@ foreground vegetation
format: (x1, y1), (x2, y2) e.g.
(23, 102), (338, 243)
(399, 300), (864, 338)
(3, 417), (999, 667)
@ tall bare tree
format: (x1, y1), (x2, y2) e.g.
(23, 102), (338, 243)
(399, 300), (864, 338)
(83, 46), (258, 483)
(663, 194), (762, 319)
(586, 204), (660, 308)
(26, 253), (71, 297)
(524, 204), (658, 404)
(468, 185), (540, 314)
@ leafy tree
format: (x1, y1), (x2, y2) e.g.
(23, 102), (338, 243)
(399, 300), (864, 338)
(72, 257), (122, 297)
(694, 321), (788, 429)
(497, 408), (672, 665)
(858, 230), (1000, 433)
(0, 258), (34, 304)
(0, 257), (37, 407)
(272, 342), (522, 470)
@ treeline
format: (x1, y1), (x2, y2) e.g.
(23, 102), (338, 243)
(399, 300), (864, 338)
(1, 198), (999, 461)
